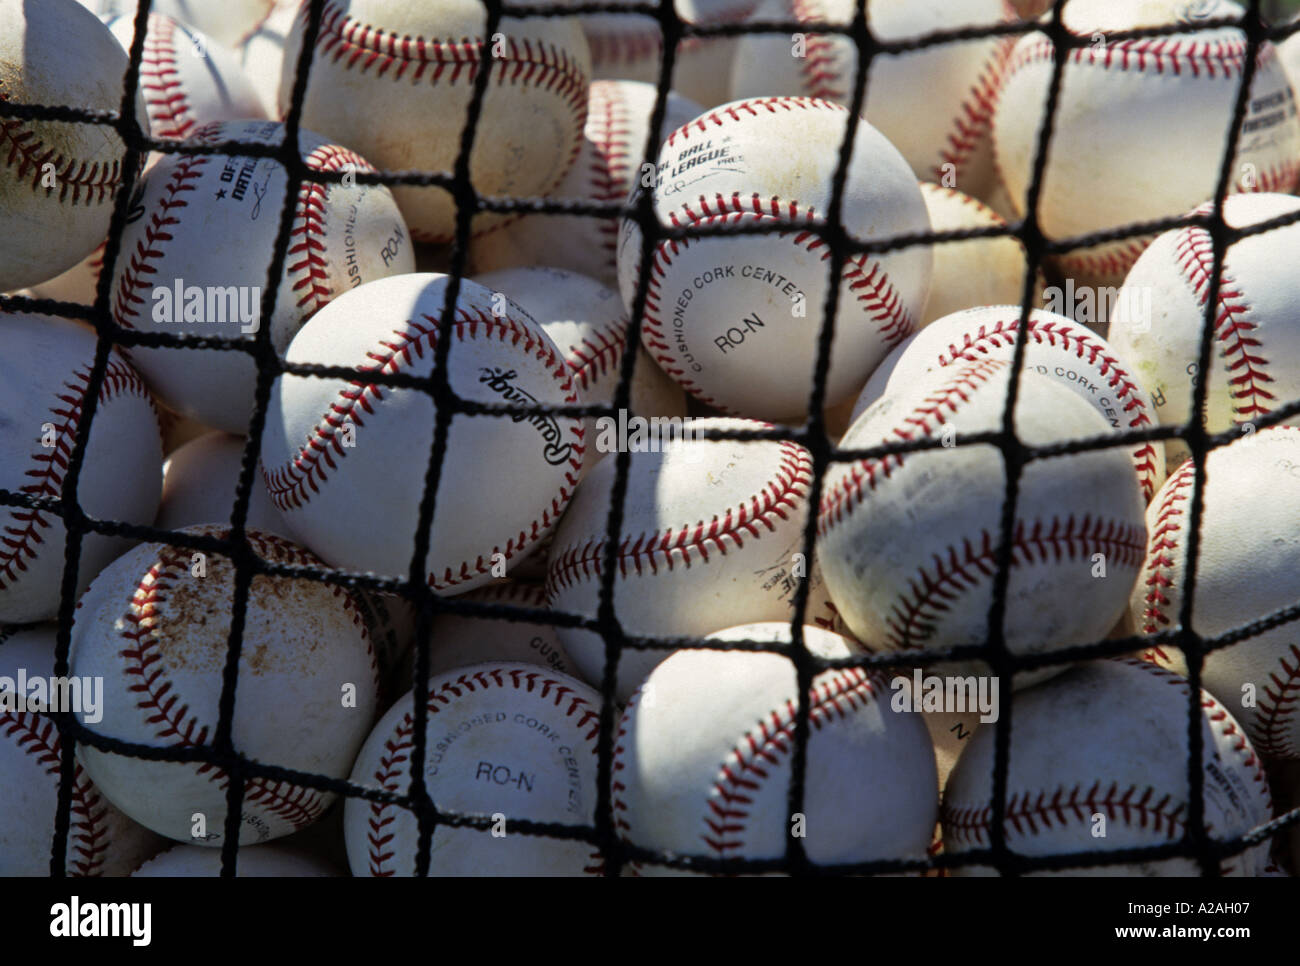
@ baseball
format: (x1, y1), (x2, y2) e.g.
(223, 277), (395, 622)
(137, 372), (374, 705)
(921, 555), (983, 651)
(281, 0), (591, 243)
(0, 312), (163, 625)
(472, 265), (688, 475)
(613, 623), (936, 874)
(852, 306), (1166, 501)
(1130, 428), (1300, 762)
(110, 119), (414, 434)
(582, 0), (758, 109)
(618, 97), (932, 420)
(1110, 193), (1300, 470)
(260, 273), (585, 595)
(344, 662), (605, 876)
(1, 623), (164, 876)
(69, 524), (380, 846)
(102, 12), (267, 140)
(469, 80), (704, 287)
(915, 183), (1040, 328)
(731, 0), (1016, 204)
(158, 430), (287, 535)
(421, 581), (579, 684)
(131, 842), (340, 876)
(545, 417), (846, 701)
(942, 658), (1274, 875)
(993, 0), (1300, 287)
(236, 0), (300, 117)
(819, 358), (1147, 680)
(0, 0), (145, 292)
(78, 0), (279, 50)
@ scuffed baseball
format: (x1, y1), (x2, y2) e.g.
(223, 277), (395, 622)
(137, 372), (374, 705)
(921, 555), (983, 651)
(1110, 193), (1300, 470)
(819, 358), (1147, 682)
(470, 80), (704, 287)
(110, 119), (414, 434)
(131, 842), (341, 876)
(618, 97), (932, 419)
(1130, 428), (1300, 762)
(282, 0), (591, 243)
(473, 265), (688, 476)
(993, 0), (1300, 287)
(0, 313), (163, 624)
(1, 623), (164, 876)
(344, 662), (605, 876)
(731, 0), (1016, 204)
(942, 658), (1274, 875)
(0, 0), (146, 291)
(261, 273), (585, 596)
(70, 525), (380, 847)
(852, 306), (1166, 501)
(613, 624), (937, 874)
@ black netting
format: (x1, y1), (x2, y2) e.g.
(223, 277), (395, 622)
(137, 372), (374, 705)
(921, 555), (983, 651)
(1, 0), (1299, 878)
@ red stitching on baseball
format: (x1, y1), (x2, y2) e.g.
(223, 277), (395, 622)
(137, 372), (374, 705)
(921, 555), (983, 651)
(665, 96), (847, 148)
(137, 14), (198, 140)
(641, 201), (914, 412)
(1174, 225), (1274, 420)
(112, 155), (207, 329)
(587, 81), (638, 263)
(1006, 33), (1264, 79)
(702, 668), (882, 857)
(928, 316), (1162, 500)
(880, 516), (1145, 650)
(1, 711), (111, 876)
(114, 531), (376, 833)
(935, 35), (1015, 183)
(289, 143), (377, 316)
(790, 0), (850, 102)
(1255, 643), (1300, 760)
(0, 98), (123, 205)
(582, 0), (757, 66)
(364, 666), (603, 876)
(0, 359), (154, 592)
(546, 439), (813, 593)
(819, 358), (1006, 531)
(261, 308), (584, 593)
(1138, 459), (1196, 635)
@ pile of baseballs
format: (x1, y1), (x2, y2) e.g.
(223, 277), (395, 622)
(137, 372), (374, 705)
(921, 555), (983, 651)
(1, 0), (1297, 878)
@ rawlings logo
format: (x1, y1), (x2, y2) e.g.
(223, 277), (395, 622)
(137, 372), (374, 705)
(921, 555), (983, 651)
(478, 367), (573, 466)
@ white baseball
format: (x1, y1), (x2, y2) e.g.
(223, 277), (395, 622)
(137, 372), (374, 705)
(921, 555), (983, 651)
(158, 431), (287, 535)
(79, 0), (279, 49)
(472, 265), (688, 476)
(260, 273), (585, 596)
(344, 662), (605, 876)
(1, 624), (164, 876)
(470, 80), (704, 287)
(281, 0), (591, 243)
(102, 12), (267, 140)
(237, 0), (300, 117)
(915, 182), (1040, 327)
(110, 119), (414, 434)
(993, 0), (1300, 286)
(0, 313), (163, 624)
(422, 581), (579, 684)
(852, 306), (1166, 501)
(731, 0), (1016, 203)
(618, 97), (932, 420)
(942, 658), (1274, 875)
(70, 524), (380, 846)
(1110, 193), (1300, 470)
(613, 623), (936, 874)
(545, 417), (847, 701)
(0, 0), (145, 291)
(131, 843), (340, 876)
(819, 358), (1147, 680)
(1130, 428), (1300, 762)
(582, 0), (758, 109)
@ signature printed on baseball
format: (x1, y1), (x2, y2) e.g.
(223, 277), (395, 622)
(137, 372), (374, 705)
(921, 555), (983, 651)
(478, 367), (573, 466)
